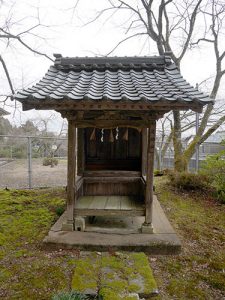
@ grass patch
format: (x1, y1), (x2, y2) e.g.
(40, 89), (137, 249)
(0, 179), (224, 299)
(151, 176), (225, 299)
(0, 188), (76, 299)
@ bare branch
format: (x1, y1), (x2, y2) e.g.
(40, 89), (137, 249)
(82, 5), (122, 27)
(191, 37), (214, 46)
(199, 114), (225, 144)
(0, 28), (53, 61)
(106, 32), (147, 55)
(0, 55), (14, 94)
(177, 0), (203, 64)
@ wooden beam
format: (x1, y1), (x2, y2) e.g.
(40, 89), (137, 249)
(83, 170), (141, 177)
(23, 99), (204, 114)
(142, 128), (147, 177)
(145, 120), (156, 226)
(66, 120), (77, 229)
(72, 120), (153, 128)
(77, 128), (84, 176)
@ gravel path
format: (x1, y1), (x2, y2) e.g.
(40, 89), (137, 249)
(0, 158), (67, 189)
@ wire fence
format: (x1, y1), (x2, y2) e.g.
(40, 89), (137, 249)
(0, 135), (67, 189)
(154, 141), (225, 172)
(0, 135), (224, 189)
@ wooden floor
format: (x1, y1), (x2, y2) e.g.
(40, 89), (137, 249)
(44, 195), (182, 254)
(75, 195), (145, 216)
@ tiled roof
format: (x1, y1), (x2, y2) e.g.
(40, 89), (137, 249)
(14, 55), (211, 106)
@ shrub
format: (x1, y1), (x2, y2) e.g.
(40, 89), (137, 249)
(0, 148), (11, 158)
(168, 171), (209, 191)
(13, 147), (27, 159)
(154, 169), (164, 176)
(43, 157), (58, 167)
(52, 290), (89, 300)
(201, 149), (225, 203)
(55, 206), (65, 216)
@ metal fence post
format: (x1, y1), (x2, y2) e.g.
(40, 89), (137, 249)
(158, 145), (162, 171)
(27, 137), (32, 189)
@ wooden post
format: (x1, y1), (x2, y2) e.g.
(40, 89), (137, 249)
(142, 128), (147, 177)
(62, 120), (76, 231)
(142, 120), (156, 233)
(77, 128), (84, 176)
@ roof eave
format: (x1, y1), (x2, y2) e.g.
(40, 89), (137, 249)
(18, 97), (208, 114)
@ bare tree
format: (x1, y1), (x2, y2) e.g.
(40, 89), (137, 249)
(81, 0), (225, 171)
(0, 1), (53, 106)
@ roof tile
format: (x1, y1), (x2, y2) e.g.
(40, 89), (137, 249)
(14, 55), (212, 106)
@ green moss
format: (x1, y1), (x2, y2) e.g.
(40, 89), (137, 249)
(71, 256), (101, 292)
(0, 268), (12, 282)
(208, 254), (225, 271)
(198, 272), (225, 290)
(2, 258), (70, 299)
(167, 278), (206, 299)
(0, 188), (72, 299)
(153, 176), (225, 299)
(71, 252), (157, 299)
(100, 287), (122, 300)
(101, 255), (124, 269)
(130, 253), (157, 293)
(1, 181), (224, 299)
(128, 283), (140, 292)
(166, 261), (183, 275)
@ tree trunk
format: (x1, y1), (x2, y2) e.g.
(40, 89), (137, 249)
(172, 110), (187, 171)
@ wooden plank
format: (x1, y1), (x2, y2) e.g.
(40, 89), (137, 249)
(74, 120), (153, 128)
(76, 196), (94, 209)
(83, 181), (143, 197)
(83, 171), (141, 177)
(128, 128), (141, 158)
(89, 196), (108, 210)
(84, 177), (141, 183)
(120, 196), (133, 210)
(133, 197), (145, 211)
(74, 209), (145, 217)
(105, 196), (121, 210)
(75, 196), (145, 216)
(129, 196), (137, 210)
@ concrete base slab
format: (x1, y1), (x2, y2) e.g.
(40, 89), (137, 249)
(141, 223), (154, 234)
(61, 221), (74, 231)
(43, 196), (181, 254)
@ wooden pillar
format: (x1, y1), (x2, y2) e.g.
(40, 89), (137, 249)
(62, 120), (77, 231)
(142, 120), (156, 233)
(142, 128), (147, 177)
(77, 128), (84, 176)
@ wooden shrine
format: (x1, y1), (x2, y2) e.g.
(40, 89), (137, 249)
(14, 54), (211, 233)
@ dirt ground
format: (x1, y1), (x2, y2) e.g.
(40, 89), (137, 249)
(0, 158), (67, 189)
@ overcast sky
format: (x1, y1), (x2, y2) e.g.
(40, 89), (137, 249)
(1, 0), (224, 133)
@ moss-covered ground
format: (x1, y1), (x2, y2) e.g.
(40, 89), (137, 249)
(0, 188), (74, 299)
(152, 176), (225, 300)
(71, 252), (157, 299)
(0, 178), (224, 299)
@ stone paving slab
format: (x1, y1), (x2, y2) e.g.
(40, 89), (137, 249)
(71, 252), (158, 299)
